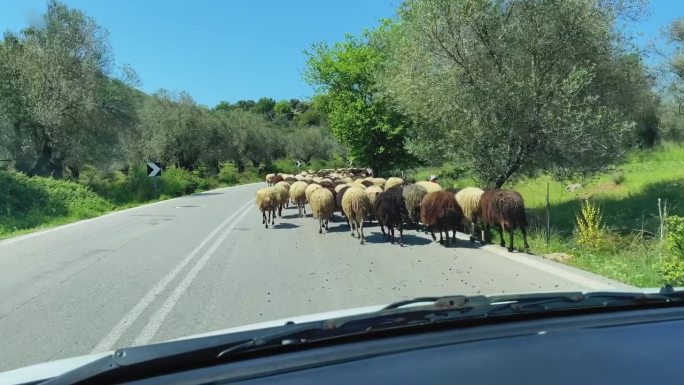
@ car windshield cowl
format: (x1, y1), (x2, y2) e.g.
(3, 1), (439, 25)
(43, 288), (684, 385)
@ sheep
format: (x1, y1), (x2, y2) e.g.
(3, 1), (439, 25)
(305, 183), (322, 204)
(372, 177), (386, 189)
(275, 180), (291, 204)
(255, 187), (278, 228)
(342, 177), (353, 184)
(365, 185), (384, 223)
(265, 173), (275, 186)
(272, 183), (290, 217)
(415, 180), (442, 193)
(403, 183), (428, 227)
(342, 187), (372, 244)
(455, 187), (484, 243)
(480, 189), (529, 252)
(374, 186), (408, 246)
(310, 188), (335, 234)
(319, 178), (334, 188)
(283, 174), (296, 183)
(384, 177), (404, 191)
(289, 181), (309, 218)
(352, 180), (368, 189)
(420, 191), (464, 246)
(272, 174), (284, 185)
(335, 185), (351, 225)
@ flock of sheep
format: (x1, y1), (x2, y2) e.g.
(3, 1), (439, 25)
(256, 171), (530, 252)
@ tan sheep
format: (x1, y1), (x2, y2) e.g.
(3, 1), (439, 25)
(384, 177), (404, 191)
(319, 178), (334, 188)
(265, 173), (275, 186)
(272, 183), (290, 217)
(372, 177), (386, 189)
(289, 181), (309, 218)
(305, 183), (323, 204)
(416, 180), (443, 194)
(455, 187), (485, 243)
(255, 187), (278, 228)
(310, 188), (335, 234)
(365, 185), (384, 222)
(342, 187), (372, 244)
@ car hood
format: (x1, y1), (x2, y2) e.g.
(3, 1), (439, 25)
(0, 304), (385, 385)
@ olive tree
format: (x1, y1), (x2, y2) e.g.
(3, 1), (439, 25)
(379, 0), (643, 187)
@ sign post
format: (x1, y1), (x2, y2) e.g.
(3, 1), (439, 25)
(147, 162), (162, 196)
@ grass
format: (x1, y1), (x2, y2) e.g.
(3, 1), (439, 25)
(0, 163), (265, 241)
(410, 143), (684, 287)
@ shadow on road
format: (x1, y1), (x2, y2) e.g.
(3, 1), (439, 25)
(280, 213), (301, 219)
(273, 222), (299, 229)
(364, 231), (433, 246)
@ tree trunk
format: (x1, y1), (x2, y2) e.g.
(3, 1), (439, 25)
(29, 140), (54, 177)
(492, 161), (522, 189)
(68, 165), (80, 180)
(236, 160), (245, 173)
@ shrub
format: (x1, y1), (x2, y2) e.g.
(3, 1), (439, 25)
(160, 166), (197, 197)
(575, 200), (604, 248)
(218, 163), (239, 185)
(611, 171), (625, 185)
(666, 216), (684, 257)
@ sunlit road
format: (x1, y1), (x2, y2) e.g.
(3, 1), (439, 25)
(0, 182), (632, 372)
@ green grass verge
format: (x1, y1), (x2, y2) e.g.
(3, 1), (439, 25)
(0, 164), (263, 241)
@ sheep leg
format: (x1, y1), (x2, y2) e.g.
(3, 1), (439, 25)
(271, 209), (276, 225)
(389, 225), (394, 244)
(429, 227), (436, 241)
(508, 228), (514, 252)
(398, 222), (403, 246)
(325, 220), (329, 230)
(469, 221), (476, 244)
(498, 225), (505, 248)
(359, 219), (365, 244)
(350, 220), (356, 237)
(264, 210), (269, 229)
(522, 227), (530, 250)
(319, 219), (323, 234)
(262, 210), (266, 225)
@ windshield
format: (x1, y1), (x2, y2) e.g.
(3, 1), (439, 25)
(1, 0), (683, 375)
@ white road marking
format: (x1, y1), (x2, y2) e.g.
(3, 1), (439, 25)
(90, 198), (256, 353)
(132, 200), (255, 346)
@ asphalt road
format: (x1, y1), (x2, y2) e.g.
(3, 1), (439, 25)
(0, 182), (633, 372)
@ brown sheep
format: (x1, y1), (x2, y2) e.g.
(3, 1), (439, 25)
(480, 189), (529, 252)
(420, 191), (464, 246)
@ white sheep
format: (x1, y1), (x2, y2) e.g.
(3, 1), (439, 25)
(455, 187), (485, 243)
(255, 187), (278, 228)
(310, 188), (335, 234)
(342, 187), (372, 244)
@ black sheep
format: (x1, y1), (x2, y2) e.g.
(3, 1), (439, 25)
(374, 186), (408, 246)
(480, 189), (529, 252)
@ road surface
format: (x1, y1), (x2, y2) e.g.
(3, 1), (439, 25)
(0, 182), (632, 372)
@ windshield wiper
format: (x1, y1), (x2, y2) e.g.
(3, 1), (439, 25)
(43, 289), (684, 385)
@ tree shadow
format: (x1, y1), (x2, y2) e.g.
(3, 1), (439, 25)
(526, 179), (684, 236)
(279, 213), (301, 219)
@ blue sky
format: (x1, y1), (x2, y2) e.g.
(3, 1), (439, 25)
(1, 0), (682, 108)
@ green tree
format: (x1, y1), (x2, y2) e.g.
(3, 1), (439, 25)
(0, 0), (121, 177)
(379, 0), (642, 187)
(253, 97), (276, 116)
(305, 34), (416, 175)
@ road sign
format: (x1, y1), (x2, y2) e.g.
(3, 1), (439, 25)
(295, 160), (302, 168)
(147, 162), (162, 177)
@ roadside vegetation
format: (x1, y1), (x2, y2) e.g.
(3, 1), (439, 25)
(3, 0), (684, 287)
(405, 144), (684, 287)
